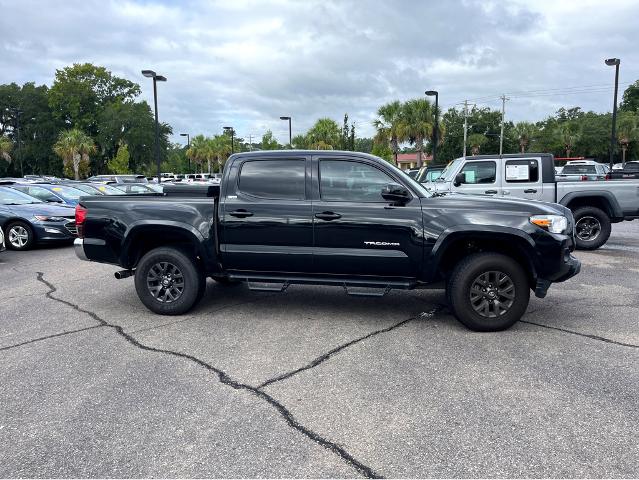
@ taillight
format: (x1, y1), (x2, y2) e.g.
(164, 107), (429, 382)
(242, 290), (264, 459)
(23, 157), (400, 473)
(75, 204), (87, 238)
(580, 175), (588, 181)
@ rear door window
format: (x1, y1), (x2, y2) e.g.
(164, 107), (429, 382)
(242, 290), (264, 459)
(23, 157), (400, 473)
(505, 159), (539, 183)
(238, 159), (306, 200)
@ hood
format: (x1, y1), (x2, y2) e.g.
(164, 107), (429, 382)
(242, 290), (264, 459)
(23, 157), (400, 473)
(428, 192), (566, 216)
(3, 202), (76, 218)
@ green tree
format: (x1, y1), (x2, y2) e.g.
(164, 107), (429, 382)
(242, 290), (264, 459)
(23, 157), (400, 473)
(0, 134), (12, 165)
(260, 130), (280, 150)
(307, 118), (341, 149)
(48, 63), (140, 134)
(107, 143), (131, 174)
(354, 137), (373, 153)
(620, 80), (639, 113)
(291, 134), (308, 149)
(373, 100), (403, 164)
(53, 128), (96, 179)
(513, 121), (537, 153)
(556, 123), (581, 158)
(617, 112), (639, 164)
(340, 113), (350, 150)
(398, 98), (434, 167)
(371, 142), (393, 163)
(467, 133), (487, 155)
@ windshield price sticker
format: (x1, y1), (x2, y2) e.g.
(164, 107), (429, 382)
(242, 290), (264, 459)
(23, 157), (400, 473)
(506, 164), (530, 181)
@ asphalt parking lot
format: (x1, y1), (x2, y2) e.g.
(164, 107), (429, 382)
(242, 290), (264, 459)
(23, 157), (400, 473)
(1, 222), (638, 478)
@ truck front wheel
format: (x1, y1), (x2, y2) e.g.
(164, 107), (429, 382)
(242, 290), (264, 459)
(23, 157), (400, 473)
(448, 253), (530, 332)
(134, 247), (204, 315)
(572, 206), (611, 250)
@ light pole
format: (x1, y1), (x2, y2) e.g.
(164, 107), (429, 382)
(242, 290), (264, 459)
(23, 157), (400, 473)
(141, 70), (167, 183)
(223, 126), (235, 153)
(605, 58), (621, 169)
(425, 90), (438, 165)
(280, 116), (292, 148)
(180, 133), (190, 173)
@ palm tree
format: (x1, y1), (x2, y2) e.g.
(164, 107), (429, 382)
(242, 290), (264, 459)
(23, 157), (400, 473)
(467, 134), (487, 155)
(373, 101), (403, 165)
(556, 123), (580, 158)
(53, 128), (96, 180)
(307, 118), (341, 150)
(617, 113), (639, 165)
(211, 135), (231, 172)
(186, 134), (207, 173)
(513, 121), (537, 153)
(0, 134), (12, 164)
(398, 98), (434, 167)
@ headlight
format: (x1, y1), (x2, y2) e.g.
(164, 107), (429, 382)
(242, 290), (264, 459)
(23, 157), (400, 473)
(34, 215), (66, 222)
(530, 215), (568, 234)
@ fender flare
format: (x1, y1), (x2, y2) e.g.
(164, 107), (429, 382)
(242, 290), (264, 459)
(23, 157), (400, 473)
(558, 190), (623, 219)
(121, 220), (210, 267)
(428, 225), (537, 279)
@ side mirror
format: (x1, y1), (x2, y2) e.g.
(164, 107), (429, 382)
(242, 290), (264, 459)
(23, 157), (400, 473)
(453, 172), (465, 187)
(381, 183), (411, 204)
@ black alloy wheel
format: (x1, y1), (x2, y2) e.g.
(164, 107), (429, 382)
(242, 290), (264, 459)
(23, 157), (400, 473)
(469, 271), (515, 318)
(146, 261), (185, 303)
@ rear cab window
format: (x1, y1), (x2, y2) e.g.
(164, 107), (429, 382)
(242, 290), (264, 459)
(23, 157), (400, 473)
(238, 159), (306, 200)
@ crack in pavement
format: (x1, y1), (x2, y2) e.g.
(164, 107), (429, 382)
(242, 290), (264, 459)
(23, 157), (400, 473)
(34, 272), (382, 479)
(0, 325), (104, 352)
(520, 320), (639, 349)
(257, 306), (444, 390)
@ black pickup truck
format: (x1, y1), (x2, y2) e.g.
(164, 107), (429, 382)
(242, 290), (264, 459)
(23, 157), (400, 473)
(74, 151), (580, 331)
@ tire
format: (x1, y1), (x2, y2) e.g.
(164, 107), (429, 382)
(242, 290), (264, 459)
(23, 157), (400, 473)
(572, 206), (611, 250)
(5, 221), (35, 250)
(134, 247), (204, 315)
(447, 253), (530, 332)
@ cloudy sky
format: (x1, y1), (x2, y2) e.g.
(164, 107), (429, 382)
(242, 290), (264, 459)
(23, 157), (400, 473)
(1, 0), (638, 144)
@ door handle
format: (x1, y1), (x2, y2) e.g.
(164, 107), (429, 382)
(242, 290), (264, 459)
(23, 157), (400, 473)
(315, 211), (342, 221)
(524, 189), (537, 193)
(229, 209), (253, 218)
(484, 190), (498, 195)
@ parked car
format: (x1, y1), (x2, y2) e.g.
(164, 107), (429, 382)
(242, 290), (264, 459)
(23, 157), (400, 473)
(74, 150), (580, 332)
(0, 186), (76, 250)
(0, 227), (5, 252)
(7, 183), (86, 206)
(556, 160), (609, 181)
(113, 183), (159, 194)
(87, 174), (148, 184)
(62, 182), (126, 195)
(424, 153), (639, 250)
(612, 161), (639, 170)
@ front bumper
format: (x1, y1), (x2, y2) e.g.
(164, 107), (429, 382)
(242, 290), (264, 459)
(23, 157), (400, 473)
(534, 247), (581, 298)
(33, 220), (77, 242)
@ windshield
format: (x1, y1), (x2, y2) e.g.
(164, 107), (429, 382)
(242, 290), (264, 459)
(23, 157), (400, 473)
(439, 158), (465, 181)
(94, 184), (125, 195)
(0, 187), (43, 205)
(47, 185), (85, 200)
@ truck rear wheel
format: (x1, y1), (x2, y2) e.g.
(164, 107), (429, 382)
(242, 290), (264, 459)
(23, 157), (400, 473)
(134, 247), (204, 315)
(573, 206), (611, 250)
(448, 253), (530, 332)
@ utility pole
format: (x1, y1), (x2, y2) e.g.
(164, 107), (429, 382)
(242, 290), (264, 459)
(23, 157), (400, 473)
(499, 94), (509, 156)
(248, 134), (253, 151)
(463, 100), (469, 158)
